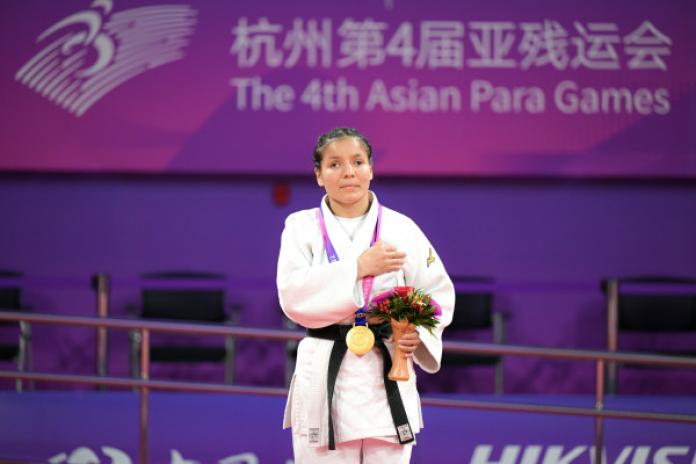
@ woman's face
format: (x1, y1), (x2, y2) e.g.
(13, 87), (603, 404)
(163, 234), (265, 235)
(315, 137), (373, 212)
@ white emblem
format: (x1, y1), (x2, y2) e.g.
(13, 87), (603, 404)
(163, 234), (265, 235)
(171, 449), (201, 464)
(218, 453), (260, 464)
(49, 446), (132, 464)
(15, 0), (197, 117)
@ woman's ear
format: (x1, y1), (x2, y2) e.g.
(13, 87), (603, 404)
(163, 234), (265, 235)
(315, 168), (324, 187)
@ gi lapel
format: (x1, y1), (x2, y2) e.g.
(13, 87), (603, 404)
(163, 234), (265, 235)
(319, 196), (352, 261)
(346, 192), (380, 259)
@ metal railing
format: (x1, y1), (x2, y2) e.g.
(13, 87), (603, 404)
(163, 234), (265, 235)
(603, 278), (696, 394)
(8, 273), (696, 394)
(0, 310), (695, 464)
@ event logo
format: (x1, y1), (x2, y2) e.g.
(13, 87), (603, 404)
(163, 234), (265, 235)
(48, 447), (263, 464)
(15, 0), (197, 117)
(49, 446), (131, 464)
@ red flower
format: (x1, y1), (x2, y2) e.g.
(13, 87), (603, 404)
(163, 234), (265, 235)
(394, 286), (413, 299)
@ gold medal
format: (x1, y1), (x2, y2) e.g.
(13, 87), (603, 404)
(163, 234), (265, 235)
(346, 324), (375, 356)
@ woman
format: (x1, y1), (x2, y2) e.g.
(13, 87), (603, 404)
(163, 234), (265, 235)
(277, 127), (454, 463)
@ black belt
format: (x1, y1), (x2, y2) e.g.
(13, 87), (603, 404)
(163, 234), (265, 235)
(306, 323), (414, 450)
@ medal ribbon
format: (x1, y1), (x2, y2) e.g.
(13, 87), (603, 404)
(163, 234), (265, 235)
(317, 201), (382, 323)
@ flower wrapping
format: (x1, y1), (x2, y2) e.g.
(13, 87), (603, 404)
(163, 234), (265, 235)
(367, 286), (442, 332)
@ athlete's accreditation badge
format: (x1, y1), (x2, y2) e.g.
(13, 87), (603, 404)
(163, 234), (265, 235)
(346, 325), (375, 356)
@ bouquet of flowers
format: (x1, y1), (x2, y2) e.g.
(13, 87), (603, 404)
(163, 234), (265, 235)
(368, 286), (442, 380)
(368, 286), (442, 331)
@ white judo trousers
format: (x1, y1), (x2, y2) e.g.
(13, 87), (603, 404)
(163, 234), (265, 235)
(292, 433), (413, 464)
(277, 193), (455, 461)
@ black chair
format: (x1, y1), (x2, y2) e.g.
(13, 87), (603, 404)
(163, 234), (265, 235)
(442, 276), (507, 394)
(129, 271), (238, 383)
(0, 271), (32, 391)
(602, 276), (696, 393)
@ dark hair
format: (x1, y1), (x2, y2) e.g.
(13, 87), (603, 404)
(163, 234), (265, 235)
(312, 127), (373, 169)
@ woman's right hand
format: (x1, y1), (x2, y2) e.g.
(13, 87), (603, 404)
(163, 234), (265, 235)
(357, 240), (407, 279)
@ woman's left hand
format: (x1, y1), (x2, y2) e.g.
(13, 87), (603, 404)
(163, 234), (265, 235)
(393, 330), (421, 358)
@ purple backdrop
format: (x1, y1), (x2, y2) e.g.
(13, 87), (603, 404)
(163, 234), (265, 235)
(2, 2), (695, 460)
(1, 0), (695, 177)
(0, 175), (695, 394)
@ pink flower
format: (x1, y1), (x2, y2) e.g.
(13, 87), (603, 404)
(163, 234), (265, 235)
(431, 300), (442, 318)
(372, 290), (396, 304)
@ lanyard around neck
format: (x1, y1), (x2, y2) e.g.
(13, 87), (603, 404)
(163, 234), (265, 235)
(317, 201), (383, 323)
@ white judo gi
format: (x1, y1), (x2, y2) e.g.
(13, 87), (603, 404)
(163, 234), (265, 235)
(277, 193), (455, 453)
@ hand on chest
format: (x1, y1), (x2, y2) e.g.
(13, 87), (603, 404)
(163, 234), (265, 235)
(314, 226), (411, 288)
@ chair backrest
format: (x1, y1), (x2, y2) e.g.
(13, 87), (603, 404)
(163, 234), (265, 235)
(616, 276), (696, 332)
(0, 270), (22, 312)
(140, 271), (226, 323)
(451, 276), (494, 330)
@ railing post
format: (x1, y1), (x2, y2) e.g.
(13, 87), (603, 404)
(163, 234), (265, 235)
(594, 359), (605, 464)
(139, 328), (150, 464)
(17, 321), (27, 392)
(606, 279), (619, 394)
(94, 273), (110, 388)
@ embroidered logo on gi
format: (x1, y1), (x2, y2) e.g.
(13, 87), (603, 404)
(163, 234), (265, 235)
(308, 428), (320, 444)
(397, 424), (414, 441)
(427, 247), (436, 267)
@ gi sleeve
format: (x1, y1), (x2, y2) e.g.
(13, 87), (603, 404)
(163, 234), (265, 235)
(403, 221), (455, 373)
(277, 212), (363, 328)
